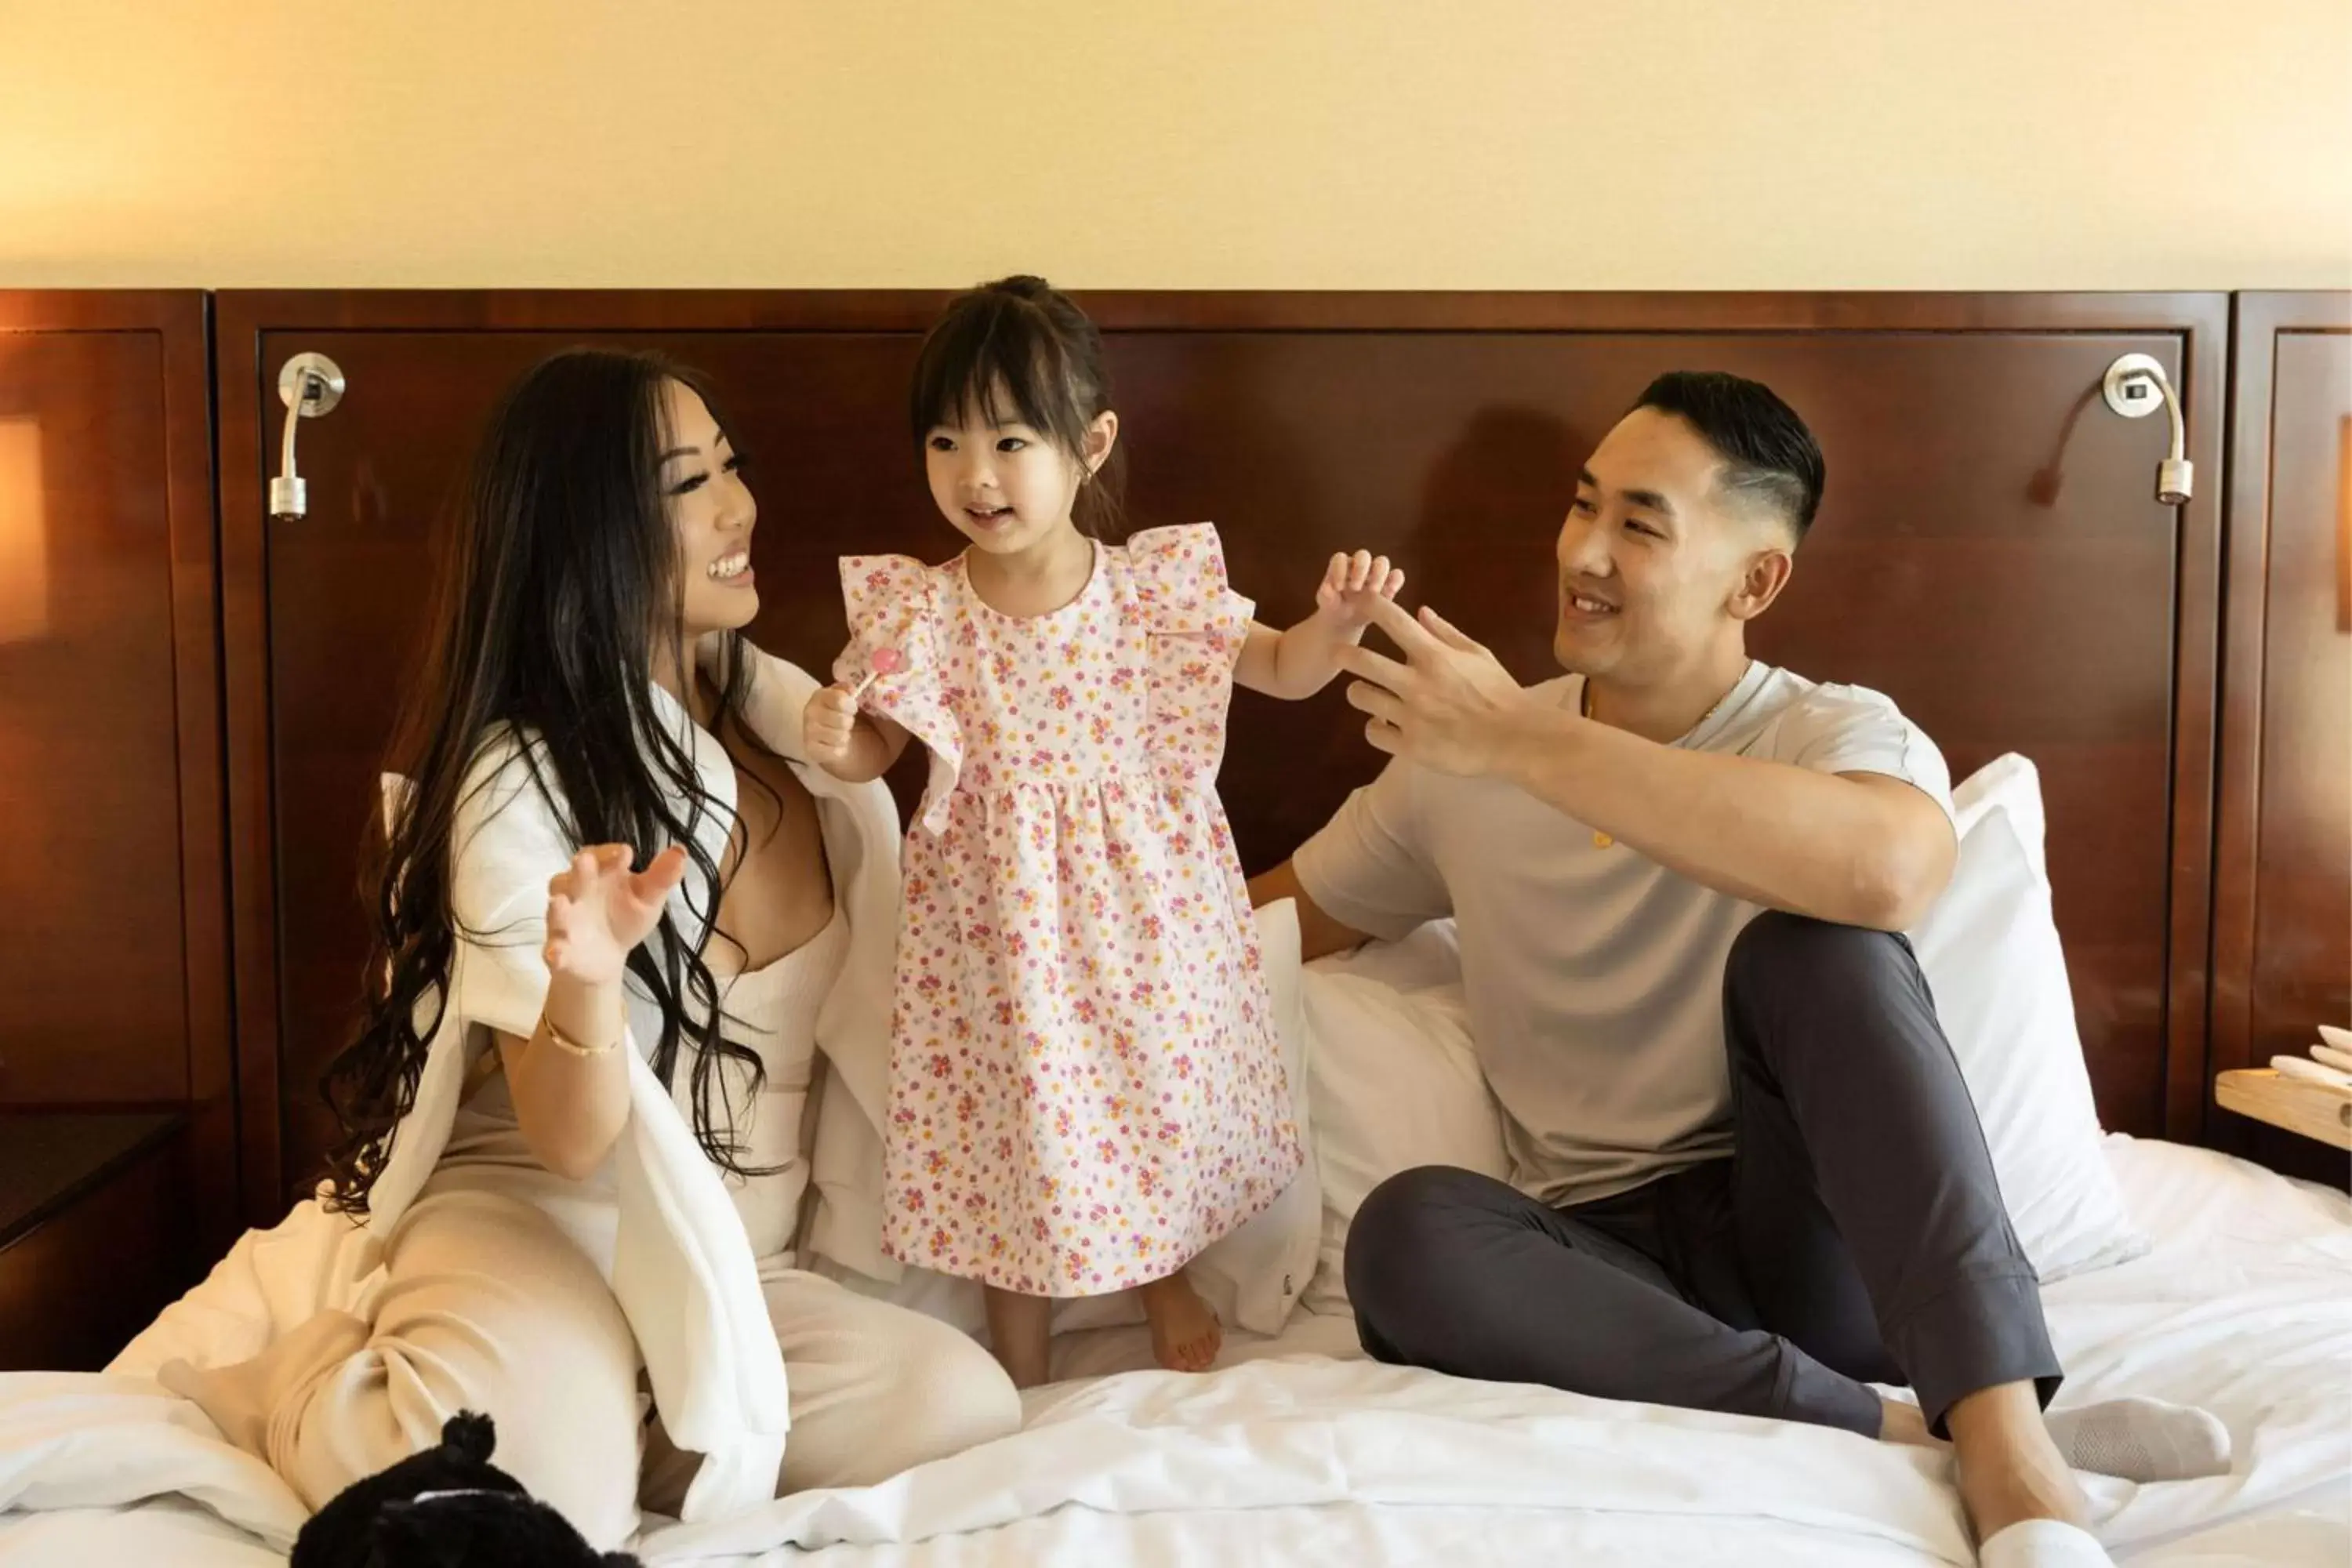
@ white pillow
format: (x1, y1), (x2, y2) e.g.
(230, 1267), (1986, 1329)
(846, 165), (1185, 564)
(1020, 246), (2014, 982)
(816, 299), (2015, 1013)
(1317, 916), (1464, 994)
(1910, 753), (2149, 1282)
(1047, 898), (1319, 1338)
(1298, 967), (1504, 1316)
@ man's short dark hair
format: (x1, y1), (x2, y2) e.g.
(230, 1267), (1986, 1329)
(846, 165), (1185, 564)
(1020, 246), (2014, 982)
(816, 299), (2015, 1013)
(1633, 371), (1825, 540)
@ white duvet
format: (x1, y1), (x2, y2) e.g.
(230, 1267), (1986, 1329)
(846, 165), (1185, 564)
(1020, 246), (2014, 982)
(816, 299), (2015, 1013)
(1, 1138), (2344, 1567)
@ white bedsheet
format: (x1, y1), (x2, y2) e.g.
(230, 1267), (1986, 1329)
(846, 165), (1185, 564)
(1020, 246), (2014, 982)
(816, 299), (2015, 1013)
(1, 1137), (2343, 1566)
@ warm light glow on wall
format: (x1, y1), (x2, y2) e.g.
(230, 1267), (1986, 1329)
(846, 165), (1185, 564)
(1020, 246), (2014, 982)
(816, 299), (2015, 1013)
(0, 418), (47, 644)
(0, 4), (2347, 291)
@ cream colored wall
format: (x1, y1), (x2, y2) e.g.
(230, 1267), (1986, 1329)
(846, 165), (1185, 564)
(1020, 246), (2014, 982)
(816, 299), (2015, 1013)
(2, 0), (2347, 289)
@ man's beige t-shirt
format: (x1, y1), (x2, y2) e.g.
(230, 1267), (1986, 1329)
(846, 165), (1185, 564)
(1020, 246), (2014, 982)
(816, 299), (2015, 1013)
(1293, 661), (1955, 1208)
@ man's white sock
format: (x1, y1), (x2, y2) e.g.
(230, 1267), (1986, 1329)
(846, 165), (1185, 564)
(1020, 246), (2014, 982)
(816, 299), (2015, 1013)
(1978, 1519), (2114, 1567)
(2045, 1396), (2232, 1482)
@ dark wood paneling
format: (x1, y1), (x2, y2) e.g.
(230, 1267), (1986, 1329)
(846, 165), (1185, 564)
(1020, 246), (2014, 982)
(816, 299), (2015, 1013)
(216, 292), (2227, 1217)
(0, 325), (185, 1098)
(0, 292), (234, 1257)
(2212, 292), (2352, 1179)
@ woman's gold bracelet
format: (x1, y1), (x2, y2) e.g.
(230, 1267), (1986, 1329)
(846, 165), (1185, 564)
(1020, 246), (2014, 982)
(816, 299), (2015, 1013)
(542, 1014), (621, 1058)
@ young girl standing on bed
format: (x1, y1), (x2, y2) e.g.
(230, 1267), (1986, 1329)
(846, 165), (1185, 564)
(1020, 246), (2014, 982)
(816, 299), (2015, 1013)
(804, 275), (1404, 1386)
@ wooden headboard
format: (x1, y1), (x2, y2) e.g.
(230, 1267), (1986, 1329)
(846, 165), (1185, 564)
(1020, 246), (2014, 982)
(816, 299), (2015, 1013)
(193, 291), (2230, 1214)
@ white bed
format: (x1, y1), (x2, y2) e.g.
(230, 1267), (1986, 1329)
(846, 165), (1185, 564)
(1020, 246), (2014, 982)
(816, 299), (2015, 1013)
(2, 1134), (2343, 1568)
(5, 762), (2345, 1566)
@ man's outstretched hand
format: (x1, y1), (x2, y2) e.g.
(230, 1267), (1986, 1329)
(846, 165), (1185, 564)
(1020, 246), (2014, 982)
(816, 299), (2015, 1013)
(1337, 598), (1530, 778)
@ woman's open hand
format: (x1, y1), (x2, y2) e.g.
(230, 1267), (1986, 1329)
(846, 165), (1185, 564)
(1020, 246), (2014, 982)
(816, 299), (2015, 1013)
(543, 843), (689, 984)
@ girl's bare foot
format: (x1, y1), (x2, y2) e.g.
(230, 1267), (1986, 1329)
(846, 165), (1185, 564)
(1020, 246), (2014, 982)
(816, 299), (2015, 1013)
(1137, 1269), (1221, 1373)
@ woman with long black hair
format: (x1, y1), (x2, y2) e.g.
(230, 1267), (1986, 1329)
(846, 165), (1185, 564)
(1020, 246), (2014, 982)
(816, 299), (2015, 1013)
(163, 349), (1020, 1548)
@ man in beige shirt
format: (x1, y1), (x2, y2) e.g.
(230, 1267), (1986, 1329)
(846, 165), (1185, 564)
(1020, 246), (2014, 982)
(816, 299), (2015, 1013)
(1256, 372), (2174, 1568)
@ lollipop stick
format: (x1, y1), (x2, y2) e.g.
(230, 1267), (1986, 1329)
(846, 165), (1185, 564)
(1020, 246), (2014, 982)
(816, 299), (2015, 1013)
(848, 644), (906, 703)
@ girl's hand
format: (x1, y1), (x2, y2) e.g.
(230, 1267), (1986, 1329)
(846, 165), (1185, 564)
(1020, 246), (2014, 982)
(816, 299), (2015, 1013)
(1313, 550), (1406, 639)
(804, 684), (861, 768)
(543, 844), (689, 985)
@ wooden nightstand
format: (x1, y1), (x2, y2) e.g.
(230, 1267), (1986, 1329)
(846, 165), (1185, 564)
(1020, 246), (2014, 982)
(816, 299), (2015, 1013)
(0, 1112), (199, 1370)
(2215, 1069), (2352, 1152)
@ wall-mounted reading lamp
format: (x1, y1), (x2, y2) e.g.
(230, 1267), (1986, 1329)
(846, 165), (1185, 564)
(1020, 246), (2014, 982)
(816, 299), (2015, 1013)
(270, 352), (347, 520)
(2100, 353), (2193, 504)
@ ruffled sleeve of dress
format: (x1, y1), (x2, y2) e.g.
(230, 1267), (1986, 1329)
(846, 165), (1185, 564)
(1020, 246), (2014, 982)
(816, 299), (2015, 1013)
(1120, 523), (1255, 793)
(837, 554), (964, 834)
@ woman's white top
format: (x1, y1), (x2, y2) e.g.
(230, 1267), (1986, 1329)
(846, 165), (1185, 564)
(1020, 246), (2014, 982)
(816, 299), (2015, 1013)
(709, 906), (849, 1264)
(363, 641), (904, 1522)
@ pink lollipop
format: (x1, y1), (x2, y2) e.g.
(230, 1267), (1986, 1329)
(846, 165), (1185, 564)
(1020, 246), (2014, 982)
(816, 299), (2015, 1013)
(848, 644), (905, 701)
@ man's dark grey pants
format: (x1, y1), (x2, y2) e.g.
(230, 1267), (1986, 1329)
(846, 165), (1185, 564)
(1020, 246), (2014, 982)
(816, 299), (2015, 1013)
(1344, 910), (2062, 1436)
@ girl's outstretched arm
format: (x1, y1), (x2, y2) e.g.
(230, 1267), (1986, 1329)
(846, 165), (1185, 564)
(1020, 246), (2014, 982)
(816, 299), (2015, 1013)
(1234, 550), (1406, 700)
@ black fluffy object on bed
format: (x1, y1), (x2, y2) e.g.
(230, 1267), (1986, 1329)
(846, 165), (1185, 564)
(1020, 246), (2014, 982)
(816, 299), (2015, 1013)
(289, 1410), (641, 1568)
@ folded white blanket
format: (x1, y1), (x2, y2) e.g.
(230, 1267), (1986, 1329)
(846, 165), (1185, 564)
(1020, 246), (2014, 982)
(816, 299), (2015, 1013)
(0, 1376), (307, 1552)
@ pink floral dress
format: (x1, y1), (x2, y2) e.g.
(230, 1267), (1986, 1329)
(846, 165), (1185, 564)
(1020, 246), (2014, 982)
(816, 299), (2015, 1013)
(837, 523), (1303, 1297)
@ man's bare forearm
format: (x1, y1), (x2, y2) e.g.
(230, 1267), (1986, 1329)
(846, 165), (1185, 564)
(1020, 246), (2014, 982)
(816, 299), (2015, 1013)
(1492, 703), (1953, 930)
